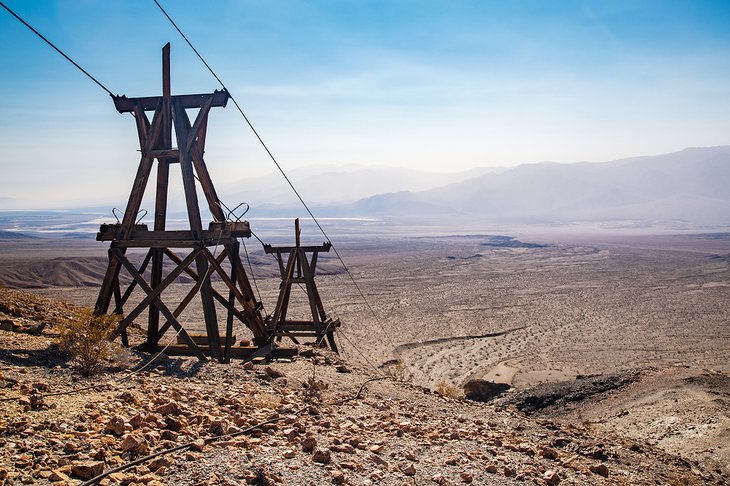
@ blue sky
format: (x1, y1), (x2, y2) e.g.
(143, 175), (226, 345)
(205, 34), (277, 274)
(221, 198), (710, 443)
(1, 0), (729, 208)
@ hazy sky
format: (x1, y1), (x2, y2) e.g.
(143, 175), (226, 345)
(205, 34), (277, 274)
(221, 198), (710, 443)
(1, 0), (729, 209)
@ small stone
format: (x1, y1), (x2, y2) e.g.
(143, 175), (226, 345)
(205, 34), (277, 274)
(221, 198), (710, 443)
(165, 415), (186, 432)
(283, 449), (296, 459)
(402, 463), (416, 476)
(485, 464), (498, 474)
(445, 455), (459, 465)
(105, 416), (126, 436)
(370, 454), (388, 467)
(209, 419), (229, 436)
(120, 434), (148, 454)
(460, 471), (473, 483)
(332, 470), (346, 484)
(312, 449), (331, 464)
(48, 470), (71, 482)
(589, 464), (609, 477)
(129, 413), (144, 429)
(541, 447), (559, 460)
(190, 439), (206, 452)
(543, 470), (560, 486)
(154, 402), (179, 416)
(148, 457), (172, 471)
(265, 366), (285, 379)
(71, 461), (104, 480)
(302, 436), (317, 452)
(117, 391), (139, 404)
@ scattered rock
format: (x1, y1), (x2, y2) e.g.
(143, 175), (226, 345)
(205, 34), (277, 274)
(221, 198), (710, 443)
(302, 436), (317, 452)
(105, 415), (127, 436)
(332, 470), (346, 484)
(460, 471), (473, 483)
(265, 367), (286, 379)
(312, 449), (331, 464)
(589, 464), (609, 477)
(190, 439), (206, 452)
(543, 470), (561, 485)
(71, 461), (104, 480)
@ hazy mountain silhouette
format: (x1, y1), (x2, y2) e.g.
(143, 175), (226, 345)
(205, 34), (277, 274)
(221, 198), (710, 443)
(341, 146), (730, 225)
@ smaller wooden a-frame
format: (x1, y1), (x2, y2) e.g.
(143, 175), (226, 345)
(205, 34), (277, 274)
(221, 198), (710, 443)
(263, 219), (340, 352)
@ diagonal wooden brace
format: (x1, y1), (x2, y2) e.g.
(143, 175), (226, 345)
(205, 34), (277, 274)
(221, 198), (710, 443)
(110, 247), (207, 361)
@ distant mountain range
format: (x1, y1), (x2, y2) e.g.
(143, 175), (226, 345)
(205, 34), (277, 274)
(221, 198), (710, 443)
(307, 146), (730, 226)
(217, 164), (502, 207)
(1, 146), (728, 235)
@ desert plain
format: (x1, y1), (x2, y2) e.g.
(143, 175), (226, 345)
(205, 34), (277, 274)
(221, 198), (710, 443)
(1, 224), (729, 484)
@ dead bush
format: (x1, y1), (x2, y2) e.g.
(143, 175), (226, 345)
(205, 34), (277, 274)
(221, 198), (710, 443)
(57, 309), (120, 377)
(383, 359), (409, 381)
(435, 381), (463, 399)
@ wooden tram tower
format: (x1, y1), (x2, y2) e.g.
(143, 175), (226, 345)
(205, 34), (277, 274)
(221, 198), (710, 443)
(94, 44), (270, 362)
(263, 219), (340, 352)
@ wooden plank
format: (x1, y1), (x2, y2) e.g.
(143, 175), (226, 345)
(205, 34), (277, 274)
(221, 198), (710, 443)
(176, 333), (236, 346)
(300, 247), (325, 326)
(224, 241), (238, 364)
(263, 243), (331, 254)
(156, 276), (202, 339)
(227, 244), (269, 340)
(186, 96), (214, 152)
(119, 101), (165, 239)
(148, 149), (179, 160)
(172, 97), (204, 236)
(270, 249), (297, 333)
(94, 248), (122, 315)
(161, 344), (297, 360)
(112, 90), (229, 113)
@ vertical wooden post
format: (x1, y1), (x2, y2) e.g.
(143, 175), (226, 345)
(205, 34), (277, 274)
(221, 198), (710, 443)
(148, 43), (172, 350)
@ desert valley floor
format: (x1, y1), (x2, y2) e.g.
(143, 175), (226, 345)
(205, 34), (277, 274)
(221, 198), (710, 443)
(1, 229), (729, 484)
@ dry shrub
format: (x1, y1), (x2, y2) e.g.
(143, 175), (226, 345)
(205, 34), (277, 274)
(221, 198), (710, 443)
(57, 309), (120, 377)
(241, 383), (282, 409)
(435, 381), (463, 399)
(383, 359), (409, 381)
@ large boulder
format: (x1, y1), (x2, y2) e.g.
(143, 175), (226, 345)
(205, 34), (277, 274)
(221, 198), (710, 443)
(463, 380), (510, 402)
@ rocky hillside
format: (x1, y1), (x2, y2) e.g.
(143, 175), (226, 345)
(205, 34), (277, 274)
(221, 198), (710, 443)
(0, 287), (726, 485)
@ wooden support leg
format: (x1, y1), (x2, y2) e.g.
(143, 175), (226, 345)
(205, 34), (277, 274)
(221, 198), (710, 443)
(196, 253), (221, 362)
(224, 243), (238, 364)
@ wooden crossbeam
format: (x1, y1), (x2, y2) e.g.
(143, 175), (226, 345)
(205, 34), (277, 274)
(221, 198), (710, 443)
(112, 90), (229, 113)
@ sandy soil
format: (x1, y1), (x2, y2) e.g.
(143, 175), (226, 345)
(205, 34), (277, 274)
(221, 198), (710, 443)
(1, 230), (729, 479)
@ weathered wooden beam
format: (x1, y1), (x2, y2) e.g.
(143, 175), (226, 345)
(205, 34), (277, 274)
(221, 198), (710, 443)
(147, 149), (179, 160)
(223, 241), (239, 364)
(263, 243), (332, 254)
(112, 90), (229, 113)
(270, 249), (297, 333)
